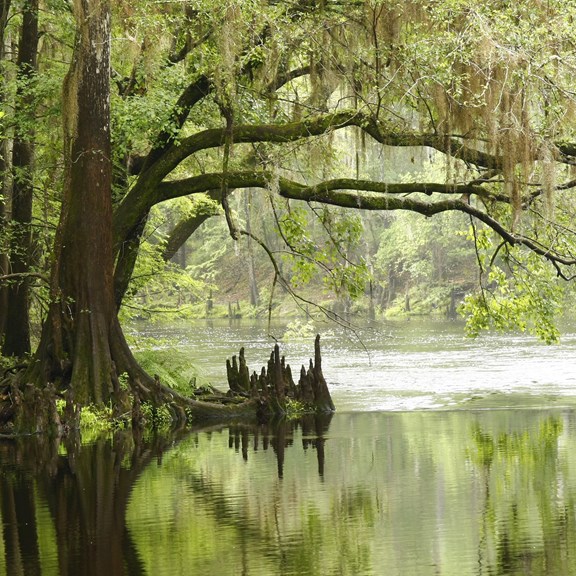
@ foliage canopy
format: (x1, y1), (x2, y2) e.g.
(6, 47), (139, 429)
(2, 0), (576, 415)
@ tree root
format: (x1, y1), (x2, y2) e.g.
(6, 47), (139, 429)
(0, 335), (335, 434)
(128, 334), (335, 426)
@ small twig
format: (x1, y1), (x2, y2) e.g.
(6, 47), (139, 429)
(489, 241), (506, 267)
(238, 228), (370, 358)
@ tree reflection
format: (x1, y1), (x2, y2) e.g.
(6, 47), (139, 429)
(0, 429), (186, 576)
(179, 414), (336, 575)
(0, 414), (333, 575)
(468, 415), (576, 576)
(226, 413), (333, 478)
(0, 434), (59, 576)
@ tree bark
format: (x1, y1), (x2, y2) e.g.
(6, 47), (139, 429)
(113, 215), (147, 309)
(27, 0), (118, 405)
(0, 0), (12, 348)
(2, 0), (39, 357)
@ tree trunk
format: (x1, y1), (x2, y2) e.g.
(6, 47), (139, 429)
(244, 191), (260, 306)
(27, 0), (118, 405)
(0, 187), (8, 351)
(0, 0), (12, 347)
(113, 215), (147, 309)
(2, 0), (38, 357)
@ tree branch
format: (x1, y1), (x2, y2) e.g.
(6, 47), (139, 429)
(114, 105), (576, 263)
(150, 171), (576, 271)
(154, 171), (493, 203)
(136, 74), (213, 176)
(238, 229), (354, 331)
(265, 65), (312, 93)
(114, 169), (498, 249)
(161, 205), (221, 262)
(0, 272), (49, 284)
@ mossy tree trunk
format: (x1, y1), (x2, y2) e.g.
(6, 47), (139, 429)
(11, 5), (256, 423)
(2, 0), (38, 357)
(26, 0), (127, 407)
(0, 0), (13, 348)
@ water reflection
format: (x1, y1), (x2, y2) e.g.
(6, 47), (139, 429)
(469, 418), (576, 576)
(0, 416), (332, 576)
(3, 412), (576, 575)
(226, 413), (333, 477)
(0, 430), (188, 576)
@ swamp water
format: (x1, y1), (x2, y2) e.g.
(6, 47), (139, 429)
(3, 320), (576, 575)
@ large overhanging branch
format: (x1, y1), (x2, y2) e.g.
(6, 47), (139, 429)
(137, 110), (510, 186)
(136, 109), (576, 194)
(115, 114), (499, 244)
(265, 65), (312, 93)
(129, 65), (318, 177)
(149, 171), (576, 273)
(115, 107), (576, 253)
(155, 172), (491, 202)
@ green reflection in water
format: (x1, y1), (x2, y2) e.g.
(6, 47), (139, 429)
(469, 416), (576, 576)
(2, 411), (576, 575)
(126, 411), (576, 576)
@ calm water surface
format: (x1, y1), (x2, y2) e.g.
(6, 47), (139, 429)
(135, 318), (576, 411)
(2, 320), (576, 575)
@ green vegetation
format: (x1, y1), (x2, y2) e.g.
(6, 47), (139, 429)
(2, 0), (576, 429)
(133, 349), (201, 396)
(283, 318), (317, 341)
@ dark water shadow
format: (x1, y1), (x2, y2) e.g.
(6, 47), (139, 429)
(0, 429), (186, 576)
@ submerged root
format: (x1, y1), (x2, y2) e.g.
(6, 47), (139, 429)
(226, 334), (335, 417)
